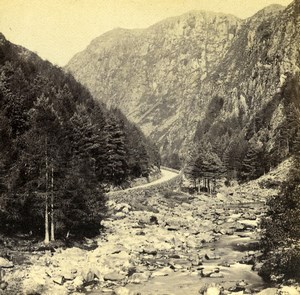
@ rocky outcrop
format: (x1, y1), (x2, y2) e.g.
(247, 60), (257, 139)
(66, 2), (299, 165)
(65, 11), (241, 163)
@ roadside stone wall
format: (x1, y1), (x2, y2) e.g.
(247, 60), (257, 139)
(106, 171), (182, 203)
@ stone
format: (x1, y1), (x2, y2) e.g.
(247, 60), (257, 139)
(237, 280), (248, 288)
(104, 272), (126, 281)
(53, 275), (64, 285)
(0, 282), (8, 290)
(114, 286), (131, 295)
(115, 212), (126, 219)
(279, 286), (300, 295)
(85, 270), (95, 283)
(256, 288), (278, 295)
(206, 286), (221, 295)
(129, 272), (150, 283)
(205, 253), (221, 260)
(0, 257), (13, 268)
(152, 267), (173, 277)
(201, 269), (213, 277)
(101, 288), (114, 293)
(63, 271), (76, 281)
(22, 276), (46, 295)
(209, 273), (224, 278)
(73, 275), (84, 288)
(142, 247), (157, 255)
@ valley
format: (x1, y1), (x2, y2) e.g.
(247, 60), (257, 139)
(0, 0), (299, 294)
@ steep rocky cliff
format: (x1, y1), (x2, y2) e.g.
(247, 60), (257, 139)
(66, 1), (300, 168)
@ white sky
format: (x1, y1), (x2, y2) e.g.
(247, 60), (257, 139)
(0, 0), (293, 66)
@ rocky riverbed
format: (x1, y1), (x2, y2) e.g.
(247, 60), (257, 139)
(1, 166), (299, 295)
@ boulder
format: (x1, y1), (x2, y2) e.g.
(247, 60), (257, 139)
(279, 286), (300, 295)
(53, 275), (64, 285)
(0, 257), (13, 268)
(104, 272), (126, 281)
(22, 276), (46, 295)
(205, 286), (221, 295)
(72, 275), (84, 288)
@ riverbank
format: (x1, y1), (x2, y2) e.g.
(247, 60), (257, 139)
(1, 160), (299, 294)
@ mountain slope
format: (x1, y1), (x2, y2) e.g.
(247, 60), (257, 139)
(66, 11), (241, 165)
(66, 2), (300, 170)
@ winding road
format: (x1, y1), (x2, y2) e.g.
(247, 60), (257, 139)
(121, 168), (180, 192)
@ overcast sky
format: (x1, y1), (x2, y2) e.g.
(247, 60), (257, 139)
(0, 0), (293, 66)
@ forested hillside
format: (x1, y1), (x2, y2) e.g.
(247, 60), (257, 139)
(0, 33), (160, 241)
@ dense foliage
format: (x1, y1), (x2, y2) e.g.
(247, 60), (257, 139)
(260, 153), (300, 282)
(259, 77), (300, 282)
(0, 34), (160, 240)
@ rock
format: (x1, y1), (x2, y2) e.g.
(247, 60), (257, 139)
(101, 287), (114, 293)
(0, 282), (8, 290)
(256, 288), (278, 295)
(279, 286), (300, 295)
(104, 272), (126, 281)
(114, 286), (131, 295)
(170, 259), (192, 269)
(136, 231), (145, 236)
(206, 286), (221, 295)
(205, 253), (221, 260)
(53, 275), (64, 285)
(63, 271), (76, 281)
(0, 257), (13, 268)
(73, 275), (84, 288)
(150, 215), (158, 224)
(152, 267), (173, 277)
(201, 269), (213, 277)
(85, 270), (96, 283)
(209, 273), (224, 278)
(115, 212), (126, 219)
(23, 276), (46, 295)
(237, 280), (248, 288)
(129, 272), (150, 283)
(142, 247), (157, 255)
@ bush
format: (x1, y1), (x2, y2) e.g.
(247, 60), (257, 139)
(260, 155), (300, 282)
(259, 246), (300, 282)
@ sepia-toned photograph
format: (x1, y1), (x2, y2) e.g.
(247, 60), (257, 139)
(0, 0), (299, 294)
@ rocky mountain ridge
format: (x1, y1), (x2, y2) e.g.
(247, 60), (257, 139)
(66, 1), (300, 167)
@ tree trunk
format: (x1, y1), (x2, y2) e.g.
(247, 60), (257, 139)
(50, 166), (55, 241)
(44, 137), (49, 244)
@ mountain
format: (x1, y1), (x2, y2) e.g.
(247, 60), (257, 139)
(0, 33), (160, 238)
(66, 1), (300, 174)
(66, 11), (241, 164)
